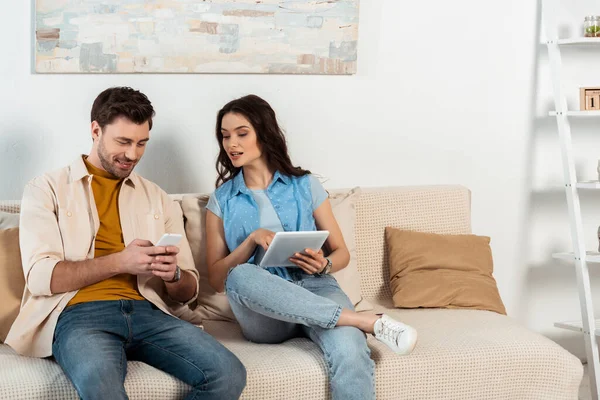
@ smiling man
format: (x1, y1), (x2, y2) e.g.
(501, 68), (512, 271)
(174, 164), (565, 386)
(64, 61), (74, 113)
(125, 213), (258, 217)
(5, 87), (246, 400)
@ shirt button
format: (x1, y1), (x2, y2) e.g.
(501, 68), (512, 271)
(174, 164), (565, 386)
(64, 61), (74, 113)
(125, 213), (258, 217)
(66, 211), (72, 217)
(56, 306), (62, 311)
(154, 214), (159, 219)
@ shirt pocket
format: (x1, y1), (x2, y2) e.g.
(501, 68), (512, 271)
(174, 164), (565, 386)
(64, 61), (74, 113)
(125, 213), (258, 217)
(58, 209), (93, 260)
(136, 212), (166, 244)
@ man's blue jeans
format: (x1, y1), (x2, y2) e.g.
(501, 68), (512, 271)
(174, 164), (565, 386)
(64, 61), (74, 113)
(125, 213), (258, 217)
(52, 300), (246, 400)
(225, 263), (375, 400)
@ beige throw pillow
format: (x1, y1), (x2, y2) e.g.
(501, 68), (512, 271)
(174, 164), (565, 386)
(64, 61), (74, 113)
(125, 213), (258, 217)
(328, 188), (372, 311)
(386, 227), (506, 315)
(181, 195), (235, 322)
(0, 228), (25, 342)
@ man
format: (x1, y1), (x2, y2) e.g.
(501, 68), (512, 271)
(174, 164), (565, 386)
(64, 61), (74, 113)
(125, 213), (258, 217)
(5, 87), (246, 399)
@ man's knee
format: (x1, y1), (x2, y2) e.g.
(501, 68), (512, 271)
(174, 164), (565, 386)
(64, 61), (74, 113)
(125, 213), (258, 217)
(223, 352), (247, 398)
(53, 332), (127, 400)
(195, 348), (246, 398)
(67, 362), (127, 400)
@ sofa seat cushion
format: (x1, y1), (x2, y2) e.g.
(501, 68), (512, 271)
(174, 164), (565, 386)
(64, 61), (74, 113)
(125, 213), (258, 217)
(366, 300), (583, 400)
(0, 303), (584, 400)
(204, 302), (583, 400)
(204, 320), (330, 399)
(0, 344), (191, 399)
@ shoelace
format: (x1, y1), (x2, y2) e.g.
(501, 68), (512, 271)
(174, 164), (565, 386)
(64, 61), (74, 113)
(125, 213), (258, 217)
(380, 321), (406, 345)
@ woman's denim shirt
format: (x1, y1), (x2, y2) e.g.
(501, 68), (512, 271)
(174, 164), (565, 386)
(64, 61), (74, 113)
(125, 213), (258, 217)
(212, 170), (318, 279)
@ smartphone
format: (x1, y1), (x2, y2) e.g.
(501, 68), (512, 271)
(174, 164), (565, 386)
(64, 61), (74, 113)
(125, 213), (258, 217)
(155, 233), (182, 247)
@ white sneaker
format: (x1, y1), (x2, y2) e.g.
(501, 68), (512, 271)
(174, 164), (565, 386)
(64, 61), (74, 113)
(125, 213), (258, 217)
(373, 314), (418, 355)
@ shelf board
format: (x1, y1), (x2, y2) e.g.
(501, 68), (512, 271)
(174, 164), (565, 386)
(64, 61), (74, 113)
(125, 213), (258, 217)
(555, 320), (600, 335)
(556, 38), (600, 45)
(532, 182), (600, 192)
(553, 251), (600, 263)
(577, 181), (600, 189)
(549, 111), (600, 117)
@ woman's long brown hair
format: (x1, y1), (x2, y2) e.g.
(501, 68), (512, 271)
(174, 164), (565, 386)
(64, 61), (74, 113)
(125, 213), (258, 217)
(214, 94), (310, 188)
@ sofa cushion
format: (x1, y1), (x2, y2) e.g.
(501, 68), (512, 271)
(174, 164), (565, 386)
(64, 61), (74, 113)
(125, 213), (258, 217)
(201, 304), (582, 400)
(0, 202), (20, 214)
(204, 320), (329, 399)
(385, 227), (506, 315)
(181, 195), (235, 322)
(0, 306), (582, 400)
(0, 305), (583, 400)
(0, 228), (25, 343)
(0, 344), (190, 399)
(370, 302), (582, 399)
(328, 187), (372, 311)
(353, 186), (472, 302)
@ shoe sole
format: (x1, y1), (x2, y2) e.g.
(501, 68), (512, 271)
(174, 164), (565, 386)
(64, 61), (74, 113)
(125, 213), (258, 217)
(400, 332), (418, 356)
(375, 330), (418, 355)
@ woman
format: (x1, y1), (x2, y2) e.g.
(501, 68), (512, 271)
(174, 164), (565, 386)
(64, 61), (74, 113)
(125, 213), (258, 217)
(205, 94), (417, 399)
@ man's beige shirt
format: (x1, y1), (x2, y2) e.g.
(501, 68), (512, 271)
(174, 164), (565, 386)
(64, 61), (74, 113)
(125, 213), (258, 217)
(5, 157), (199, 358)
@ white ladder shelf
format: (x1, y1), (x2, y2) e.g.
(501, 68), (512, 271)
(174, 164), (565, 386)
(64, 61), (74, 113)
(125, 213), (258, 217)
(543, 1), (600, 399)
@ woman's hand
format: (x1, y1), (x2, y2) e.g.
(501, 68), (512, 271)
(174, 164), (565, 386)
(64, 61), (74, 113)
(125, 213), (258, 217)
(252, 229), (275, 251)
(290, 248), (327, 275)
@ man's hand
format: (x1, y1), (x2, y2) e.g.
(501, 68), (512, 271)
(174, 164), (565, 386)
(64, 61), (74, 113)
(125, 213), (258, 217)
(150, 245), (180, 281)
(117, 239), (179, 280)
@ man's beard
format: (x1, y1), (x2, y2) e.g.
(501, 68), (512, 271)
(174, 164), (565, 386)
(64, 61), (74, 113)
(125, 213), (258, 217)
(97, 138), (136, 179)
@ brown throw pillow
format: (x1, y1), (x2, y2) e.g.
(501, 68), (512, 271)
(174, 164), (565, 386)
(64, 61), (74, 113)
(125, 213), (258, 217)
(0, 228), (25, 342)
(385, 227), (506, 315)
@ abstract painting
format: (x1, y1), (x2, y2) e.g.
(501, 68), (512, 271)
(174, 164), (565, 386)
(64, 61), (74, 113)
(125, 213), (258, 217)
(35, 0), (360, 74)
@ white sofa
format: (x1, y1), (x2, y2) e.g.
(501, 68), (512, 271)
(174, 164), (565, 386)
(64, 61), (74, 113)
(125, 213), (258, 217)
(0, 185), (583, 399)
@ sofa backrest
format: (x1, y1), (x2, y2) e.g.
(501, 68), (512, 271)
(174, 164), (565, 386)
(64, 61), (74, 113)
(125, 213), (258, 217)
(0, 202), (19, 214)
(0, 185), (471, 303)
(348, 186), (471, 301)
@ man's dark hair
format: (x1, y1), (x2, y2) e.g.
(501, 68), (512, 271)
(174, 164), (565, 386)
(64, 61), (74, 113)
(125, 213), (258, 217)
(91, 87), (155, 130)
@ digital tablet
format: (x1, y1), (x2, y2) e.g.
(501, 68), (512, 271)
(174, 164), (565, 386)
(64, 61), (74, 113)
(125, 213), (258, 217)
(255, 231), (330, 268)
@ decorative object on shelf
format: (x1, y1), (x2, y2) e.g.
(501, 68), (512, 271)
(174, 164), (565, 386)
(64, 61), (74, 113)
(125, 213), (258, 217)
(584, 15), (600, 37)
(35, 0), (360, 74)
(580, 87), (600, 110)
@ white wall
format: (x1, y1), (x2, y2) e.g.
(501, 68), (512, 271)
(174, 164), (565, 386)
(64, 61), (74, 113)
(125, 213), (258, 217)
(2, 0), (599, 360)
